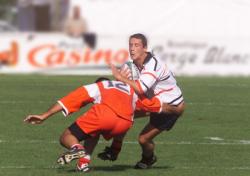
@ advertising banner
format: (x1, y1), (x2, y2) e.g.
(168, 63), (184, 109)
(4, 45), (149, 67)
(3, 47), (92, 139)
(1, 33), (250, 76)
(0, 33), (128, 75)
(150, 36), (250, 76)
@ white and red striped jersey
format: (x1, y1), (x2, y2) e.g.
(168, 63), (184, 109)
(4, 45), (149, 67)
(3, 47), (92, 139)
(134, 52), (184, 108)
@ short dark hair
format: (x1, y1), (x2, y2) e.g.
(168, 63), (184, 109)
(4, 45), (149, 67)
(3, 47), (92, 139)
(95, 77), (110, 83)
(129, 33), (147, 48)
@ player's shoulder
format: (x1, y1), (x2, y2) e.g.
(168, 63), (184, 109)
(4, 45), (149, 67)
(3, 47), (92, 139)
(144, 52), (163, 71)
(84, 82), (99, 91)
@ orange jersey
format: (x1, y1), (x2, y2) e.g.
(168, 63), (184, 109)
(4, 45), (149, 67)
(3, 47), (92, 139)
(58, 80), (162, 139)
(58, 80), (137, 122)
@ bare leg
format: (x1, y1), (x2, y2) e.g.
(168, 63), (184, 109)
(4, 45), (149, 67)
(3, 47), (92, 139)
(133, 123), (161, 169)
(59, 128), (80, 149)
(161, 102), (185, 115)
(138, 123), (162, 158)
(57, 129), (86, 166)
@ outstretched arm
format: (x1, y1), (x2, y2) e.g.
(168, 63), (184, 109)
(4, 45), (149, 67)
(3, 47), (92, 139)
(24, 102), (63, 124)
(110, 63), (142, 95)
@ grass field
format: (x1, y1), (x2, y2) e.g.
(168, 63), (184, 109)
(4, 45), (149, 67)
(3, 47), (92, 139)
(0, 74), (250, 176)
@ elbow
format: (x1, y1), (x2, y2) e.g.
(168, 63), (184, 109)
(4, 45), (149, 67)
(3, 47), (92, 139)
(135, 88), (144, 95)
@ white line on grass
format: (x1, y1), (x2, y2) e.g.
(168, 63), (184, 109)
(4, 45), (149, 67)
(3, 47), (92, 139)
(1, 165), (250, 170)
(0, 100), (249, 107)
(1, 139), (250, 145)
(208, 83), (250, 88)
(177, 166), (250, 170)
(0, 165), (59, 169)
(188, 102), (249, 107)
(0, 100), (47, 104)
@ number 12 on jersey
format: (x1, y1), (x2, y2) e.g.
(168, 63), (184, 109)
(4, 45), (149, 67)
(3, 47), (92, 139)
(104, 81), (131, 94)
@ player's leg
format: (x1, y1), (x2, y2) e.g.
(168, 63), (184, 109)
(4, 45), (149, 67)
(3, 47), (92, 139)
(161, 101), (185, 115)
(98, 110), (132, 162)
(69, 106), (104, 172)
(134, 110), (150, 119)
(138, 123), (161, 157)
(97, 110), (149, 161)
(71, 136), (100, 172)
(57, 123), (91, 166)
(75, 104), (125, 170)
(84, 136), (100, 155)
(134, 123), (160, 169)
(135, 112), (179, 169)
(98, 133), (126, 161)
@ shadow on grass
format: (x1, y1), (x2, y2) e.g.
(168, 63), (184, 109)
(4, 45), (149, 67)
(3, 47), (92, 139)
(93, 164), (173, 171)
(57, 164), (173, 173)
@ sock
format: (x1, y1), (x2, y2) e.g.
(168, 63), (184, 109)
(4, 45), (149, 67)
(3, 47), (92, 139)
(78, 155), (91, 165)
(111, 140), (122, 155)
(142, 153), (154, 161)
(70, 143), (84, 150)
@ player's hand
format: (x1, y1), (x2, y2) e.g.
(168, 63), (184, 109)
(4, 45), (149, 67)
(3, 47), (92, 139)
(120, 64), (132, 79)
(24, 115), (45, 125)
(110, 63), (123, 81)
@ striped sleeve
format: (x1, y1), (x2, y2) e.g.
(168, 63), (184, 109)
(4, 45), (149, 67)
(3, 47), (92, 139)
(136, 70), (157, 93)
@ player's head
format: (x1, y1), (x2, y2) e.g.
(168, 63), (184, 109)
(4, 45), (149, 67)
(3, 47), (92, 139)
(95, 77), (110, 83)
(129, 33), (148, 61)
(129, 33), (147, 48)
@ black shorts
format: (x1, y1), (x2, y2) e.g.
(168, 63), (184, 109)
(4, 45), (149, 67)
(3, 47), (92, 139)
(68, 122), (91, 141)
(150, 112), (178, 131)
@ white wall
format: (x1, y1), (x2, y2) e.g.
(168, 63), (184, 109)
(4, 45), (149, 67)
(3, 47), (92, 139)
(1, 0), (250, 75)
(72, 0), (250, 37)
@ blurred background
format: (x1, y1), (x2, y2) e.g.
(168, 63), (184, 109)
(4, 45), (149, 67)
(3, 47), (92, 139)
(1, 1), (250, 176)
(1, 0), (250, 75)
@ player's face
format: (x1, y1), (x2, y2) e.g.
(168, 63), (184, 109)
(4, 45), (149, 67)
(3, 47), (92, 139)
(129, 38), (147, 61)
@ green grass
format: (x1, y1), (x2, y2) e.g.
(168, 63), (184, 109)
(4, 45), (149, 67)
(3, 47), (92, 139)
(0, 75), (250, 176)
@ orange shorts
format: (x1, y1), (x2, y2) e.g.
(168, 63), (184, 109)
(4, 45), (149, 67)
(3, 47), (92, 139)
(76, 104), (132, 140)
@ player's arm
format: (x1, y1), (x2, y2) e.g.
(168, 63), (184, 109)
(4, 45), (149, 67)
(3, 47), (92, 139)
(110, 63), (157, 96)
(24, 85), (96, 124)
(58, 86), (95, 116)
(110, 63), (142, 94)
(24, 102), (63, 124)
(136, 96), (185, 116)
(136, 96), (161, 112)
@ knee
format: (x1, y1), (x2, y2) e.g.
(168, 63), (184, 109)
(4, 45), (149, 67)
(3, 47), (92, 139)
(59, 133), (65, 146)
(59, 130), (69, 146)
(138, 135), (148, 146)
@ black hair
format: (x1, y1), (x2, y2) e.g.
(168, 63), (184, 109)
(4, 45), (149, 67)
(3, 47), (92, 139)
(129, 33), (148, 48)
(95, 77), (110, 83)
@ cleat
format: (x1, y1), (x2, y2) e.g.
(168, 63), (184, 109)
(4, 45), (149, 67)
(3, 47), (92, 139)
(97, 146), (118, 161)
(134, 155), (157, 169)
(57, 149), (86, 165)
(76, 162), (91, 173)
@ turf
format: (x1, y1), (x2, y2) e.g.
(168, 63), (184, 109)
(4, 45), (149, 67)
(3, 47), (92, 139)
(0, 75), (250, 176)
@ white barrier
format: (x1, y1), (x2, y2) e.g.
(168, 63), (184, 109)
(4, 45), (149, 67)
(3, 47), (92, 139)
(150, 36), (250, 76)
(0, 33), (128, 75)
(1, 33), (250, 76)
